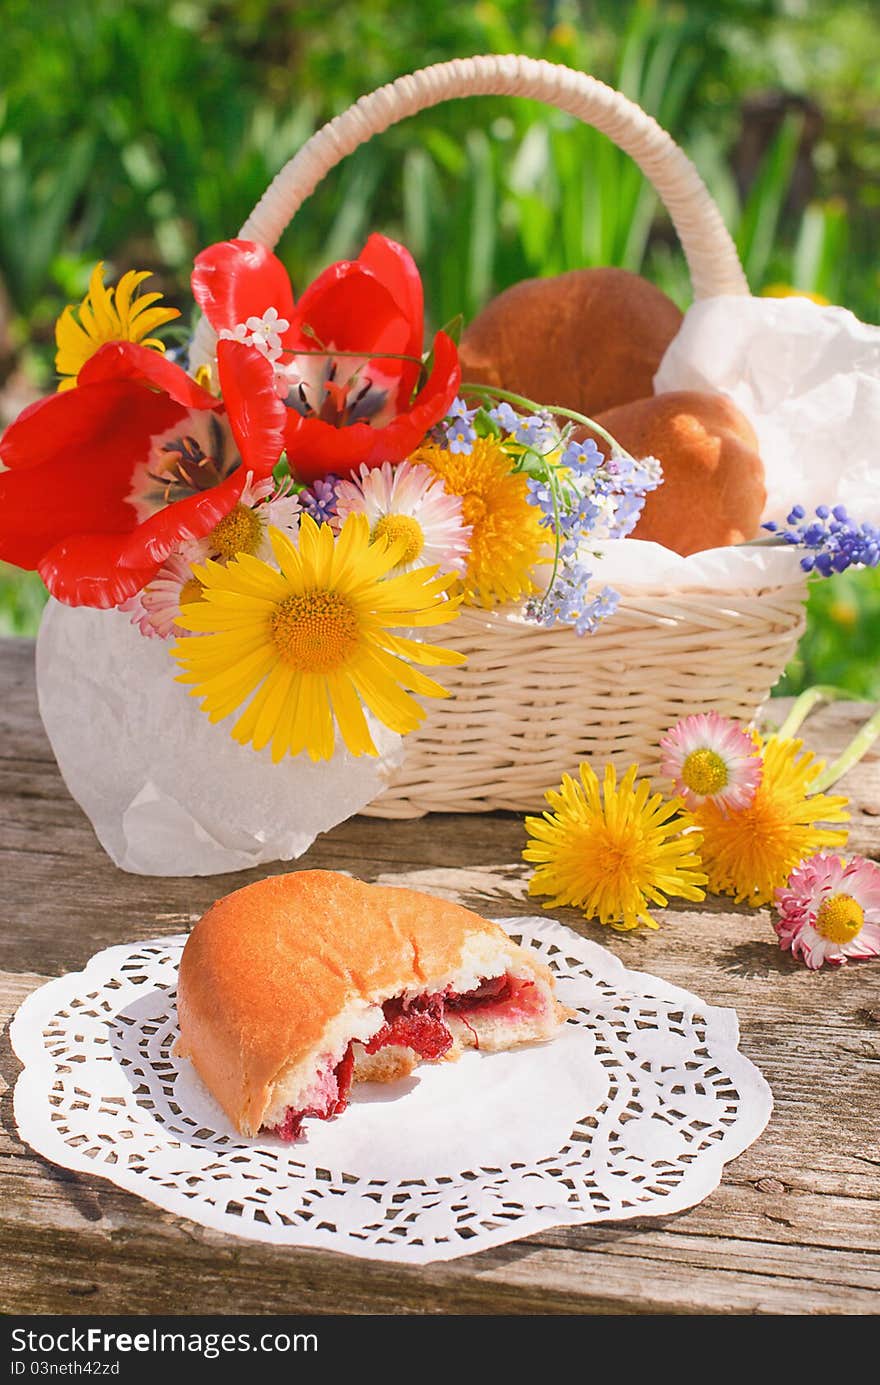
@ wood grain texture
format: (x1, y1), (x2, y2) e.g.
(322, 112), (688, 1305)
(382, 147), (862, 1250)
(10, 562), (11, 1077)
(1, 636), (878, 1316)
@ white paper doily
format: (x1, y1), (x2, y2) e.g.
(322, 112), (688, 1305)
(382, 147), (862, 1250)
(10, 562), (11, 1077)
(11, 919), (772, 1264)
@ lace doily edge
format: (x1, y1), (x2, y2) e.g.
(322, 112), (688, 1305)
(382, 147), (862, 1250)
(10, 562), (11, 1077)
(9, 927), (774, 1262)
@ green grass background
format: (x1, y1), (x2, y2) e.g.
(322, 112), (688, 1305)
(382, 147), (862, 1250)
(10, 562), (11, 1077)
(1, 0), (878, 695)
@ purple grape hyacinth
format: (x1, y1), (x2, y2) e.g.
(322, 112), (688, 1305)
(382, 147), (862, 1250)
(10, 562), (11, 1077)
(299, 476), (340, 525)
(764, 505), (880, 576)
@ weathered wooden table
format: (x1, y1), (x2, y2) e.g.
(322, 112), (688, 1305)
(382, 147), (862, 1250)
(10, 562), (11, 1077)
(1, 636), (878, 1315)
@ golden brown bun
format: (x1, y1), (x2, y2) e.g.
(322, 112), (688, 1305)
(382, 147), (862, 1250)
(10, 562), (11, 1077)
(177, 870), (511, 1135)
(459, 268), (683, 416)
(589, 391), (766, 555)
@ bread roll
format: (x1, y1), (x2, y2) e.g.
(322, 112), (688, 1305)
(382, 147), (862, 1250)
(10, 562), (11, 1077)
(589, 390), (767, 555)
(177, 870), (568, 1140)
(459, 267), (683, 416)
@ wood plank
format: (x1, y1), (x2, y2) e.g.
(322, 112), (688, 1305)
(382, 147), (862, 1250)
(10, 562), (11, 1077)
(1, 1118), (877, 1316)
(1, 1128), (877, 1315)
(1, 636), (879, 1315)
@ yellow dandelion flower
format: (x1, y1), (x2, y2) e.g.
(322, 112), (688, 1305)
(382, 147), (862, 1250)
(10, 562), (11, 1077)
(411, 437), (547, 607)
(695, 736), (849, 905)
(54, 262), (180, 391)
(524, 763), (707, 931)
(761, 283), (830, 306)
(171, 513), (465, 763)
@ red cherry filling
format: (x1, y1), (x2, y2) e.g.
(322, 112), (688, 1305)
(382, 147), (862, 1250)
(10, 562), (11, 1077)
(364, 994), (453, 1061)
(272, 1108), (305, 1143)
(270, 1041), (355, 1142)
(446, 974), (512, 1010)
(268, 974), (528, 1140)
(333, 1041), (355, 1110)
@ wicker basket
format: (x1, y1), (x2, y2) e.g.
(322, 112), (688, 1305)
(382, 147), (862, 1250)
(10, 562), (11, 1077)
(190, 55), (808, 818)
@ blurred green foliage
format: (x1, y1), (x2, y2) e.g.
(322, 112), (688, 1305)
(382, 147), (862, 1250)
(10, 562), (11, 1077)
(0, 0), (878, 694)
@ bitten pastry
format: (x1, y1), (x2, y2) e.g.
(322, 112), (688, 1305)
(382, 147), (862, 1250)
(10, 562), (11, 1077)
(459, 266), (683, 417)
(589, 390), (767, 555)
(177, 870), (568, 1141)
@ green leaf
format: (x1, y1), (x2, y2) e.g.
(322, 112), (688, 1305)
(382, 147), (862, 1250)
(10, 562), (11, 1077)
(437, 312), (464, 345)
(736, 112), (804, 289)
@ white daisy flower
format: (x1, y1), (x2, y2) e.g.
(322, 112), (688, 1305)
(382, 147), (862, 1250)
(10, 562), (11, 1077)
(335, 460), (471, 575)
(205, 474), (301, 563)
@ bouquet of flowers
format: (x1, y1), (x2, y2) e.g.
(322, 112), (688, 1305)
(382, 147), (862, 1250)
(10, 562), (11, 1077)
(0, 236), (660, 871)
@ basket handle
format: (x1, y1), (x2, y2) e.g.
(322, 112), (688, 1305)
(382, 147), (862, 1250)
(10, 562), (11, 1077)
(190, 54), (749, 368)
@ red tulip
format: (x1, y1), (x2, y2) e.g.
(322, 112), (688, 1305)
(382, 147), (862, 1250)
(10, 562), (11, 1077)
(0, 339), (285, 607)
(192, 234), (460, 484)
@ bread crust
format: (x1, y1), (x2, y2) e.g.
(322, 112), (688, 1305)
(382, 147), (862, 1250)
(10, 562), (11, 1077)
(588, 390), (766, 555)
(177, 870), (521, 1134)
(459, 267), (683, 417)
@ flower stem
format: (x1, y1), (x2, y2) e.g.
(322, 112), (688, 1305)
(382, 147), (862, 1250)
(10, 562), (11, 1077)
(775, 684), (853, 741)
(738, 534), (789, 547)
(811, 705), (880, 793)
(278, 346), (425, 366)
(544, 463), (564, 599)
(460, 382), (637, 465)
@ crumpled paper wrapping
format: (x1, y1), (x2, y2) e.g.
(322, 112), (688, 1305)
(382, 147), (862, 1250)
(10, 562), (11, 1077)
(586, 533), (805, 593)
(656, 294), (880, 525)
(36, 600), (403, 876)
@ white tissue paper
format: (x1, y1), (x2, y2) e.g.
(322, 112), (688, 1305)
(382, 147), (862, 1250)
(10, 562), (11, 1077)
(36, 600), (403, 876)
(655, 294), (880, 525)
(586, 533), (805, 593)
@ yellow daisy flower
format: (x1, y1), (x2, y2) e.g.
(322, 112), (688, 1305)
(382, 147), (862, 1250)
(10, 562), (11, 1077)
(54, 262), (180, 391)
(171, 513), (465, 763)
(412, 437), (547, 607)
(524, 763), (707, 931)
(695, 735), (849, 906)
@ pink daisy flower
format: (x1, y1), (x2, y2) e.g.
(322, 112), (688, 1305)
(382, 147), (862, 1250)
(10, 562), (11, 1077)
(660, 711), (762, 812)
(335, 460), (471, 575)
(774, 853), (880, 969)
(117, 588), (160, 638)
(137, 551), (208, 639)
(120, 476), (301, 639)
(117, 540), (208, 639)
